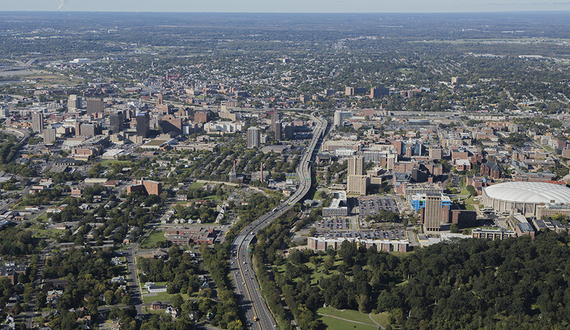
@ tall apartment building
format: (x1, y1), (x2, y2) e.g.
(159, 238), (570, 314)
(136, 112), (150, 138)
(109, 111), (123, 134)
(0, 108), (9, 118)
(32, 111), (44, 133)
(247, 127), (260, 148)
(194, 111), (209, 123)
(347, 156), (367, 195)
(274, 122), (282, 141)
(270, 110), (279, 131)
(423, 194), (442, 232)
(68, 95), (82, 110)
(127, 178), (162, 196)
(345, 86), (368, 96)
(284, 124), (295, 140)
(43, 128), (56, 143)
(86, 98), (104, 115)
(369, 87), (389, 99)
(348, 156), (365, 176)
(347, 175), (368, 196)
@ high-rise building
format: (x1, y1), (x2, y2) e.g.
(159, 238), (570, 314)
(270, 110), (279, 131)
(347, 175), (368, 196)
(43, 128), (56, 143)
(348, 156), (364, 176)
(68, 95), (82, 110)
(194, 111), (209, 123)
(136, 112), (150, 138)
(247, 127), (260, 149)
(369, 87), (389, 99)
(75, 122), (81, 136)
(274, 122), (282, 141)
(86, 98), (104, 115)
(333, 110), (353, 126)
(423, 194), (442, 232)
(429, 146), (443, 160)
(284, 124), (295, 140)
(0, 108), (9, 118)
(109, 111), (124, 134)
(80, 123), (102, 137)
(32, 111), (44, 133)
(160, 115), (182, 134)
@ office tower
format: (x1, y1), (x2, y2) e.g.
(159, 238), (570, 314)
(109, 111), (124, 134)
(348, 156), (364, 176)
(74, 122), (81, 136)
(81, 123), (101, 137)
(274, 122), (282, 141)
(68, 95), (82, 110)
(136, 112), (150, 138)
(86, 98), (104, 115)
(423, 194), (442, 232)
(32, 111), (44, 133)
(160, 114), (182, 134)
(247, 127), (260, 148)
(43, 128), (56, 143)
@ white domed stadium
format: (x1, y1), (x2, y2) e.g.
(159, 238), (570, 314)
(482, 182), (570, 216)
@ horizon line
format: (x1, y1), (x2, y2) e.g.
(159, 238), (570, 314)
(2, 10), (570, 14)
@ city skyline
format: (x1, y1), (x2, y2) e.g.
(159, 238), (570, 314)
(2, 0), (570, 13)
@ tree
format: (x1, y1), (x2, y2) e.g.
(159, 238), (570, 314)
(172, 294), (183, 308)
(105, 290), (115, 305)
(450, 223), (460, 233)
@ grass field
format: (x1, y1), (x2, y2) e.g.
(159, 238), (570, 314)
(32, 228), (65, 240)
(314, 191), (325, 200)
(140, 230), (166, 249)
(318, 307), (376, 326)
(319, 315), (376, 330)
(371, 312), (391, 328)
(141, 292), (192, 304)
(100, 160), (131, 167)
(189, 182), (205, 189)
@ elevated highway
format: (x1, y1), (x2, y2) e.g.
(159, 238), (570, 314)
(230, 114), (328, 329)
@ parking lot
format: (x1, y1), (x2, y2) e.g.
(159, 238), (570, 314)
(356, 196), (398, 218)
(314, 228), (407, 241)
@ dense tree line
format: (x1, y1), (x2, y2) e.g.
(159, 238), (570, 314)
(200, 243), (244, 330)
(255, 208), (570, 330)
(42, 247), (124, 312)
(137, 246), (201, 295)
(0, 227), (35, 256)
(252, 207), (325, 330)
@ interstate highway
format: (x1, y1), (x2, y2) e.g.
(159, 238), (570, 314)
(230, 114), (328, 330)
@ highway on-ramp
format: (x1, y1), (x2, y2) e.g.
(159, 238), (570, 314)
(230, 114), (328, 330)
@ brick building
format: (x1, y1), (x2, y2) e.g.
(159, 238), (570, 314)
(127, 178), (162, 196)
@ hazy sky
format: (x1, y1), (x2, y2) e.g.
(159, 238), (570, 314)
(2, 0), (570, 13)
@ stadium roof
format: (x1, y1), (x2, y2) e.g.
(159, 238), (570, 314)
(484, 182), (570, 204)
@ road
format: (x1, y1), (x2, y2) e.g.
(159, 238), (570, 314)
(124, 243), (144, 316)
(230, 113), (328, 330)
